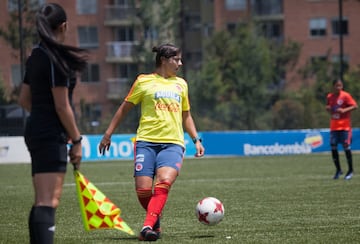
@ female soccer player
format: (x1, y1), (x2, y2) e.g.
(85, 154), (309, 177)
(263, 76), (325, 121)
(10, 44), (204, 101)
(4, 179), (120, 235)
(18, 3), (88, 243)
(99, 43), (205, 241)
(326, 79), (357, 180)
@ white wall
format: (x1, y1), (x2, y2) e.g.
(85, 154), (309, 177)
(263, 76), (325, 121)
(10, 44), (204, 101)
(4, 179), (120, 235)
(0, 137), (30, 164)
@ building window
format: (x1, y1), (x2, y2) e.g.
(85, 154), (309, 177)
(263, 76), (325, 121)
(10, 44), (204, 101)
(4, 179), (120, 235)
(81, 64), (100, 83)
(186, 51), (202, 63)
(11, 64), (22, 87)
(77, 0), (97, 14)
(144, 26), (158, 40)
(203, 24), (214, 37)
(114, 27), (134, 41)
(227, 23), (237, 33)
(114, 0), (132, 7)
(332, 54), (349, 63)
(259, 21), (283, 41)
(251, 0), (283, 16)
(331, 18), (348, 35)
(185, 14), (201, 30)
(116, 64), (138, 79)
(226, 0), (247, 10)
(332, 55), (349, 72)
(82, 103), (102, 127)
(310, 56), (327, 64)
(78, 26), (99, 48)
(309, 18), (327, 37)
(8, 0), (45, 12)
(7, 0), (17, 11)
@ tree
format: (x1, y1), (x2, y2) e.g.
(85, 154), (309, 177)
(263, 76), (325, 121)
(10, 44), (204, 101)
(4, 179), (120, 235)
(0, 1), (38, 102)
(0, 4), (36, 52)
(136, 0), (181, 73)
(190, 23), (301, 130)
(272, 98), (304, 129)
(0, 72), (9, 105)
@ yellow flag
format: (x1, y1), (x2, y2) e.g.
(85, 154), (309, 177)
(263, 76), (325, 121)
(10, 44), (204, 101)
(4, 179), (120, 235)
(74, 170), (134, 235)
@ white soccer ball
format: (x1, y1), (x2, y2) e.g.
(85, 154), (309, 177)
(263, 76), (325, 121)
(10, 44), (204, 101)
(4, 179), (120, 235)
(195, 197), (225, 225)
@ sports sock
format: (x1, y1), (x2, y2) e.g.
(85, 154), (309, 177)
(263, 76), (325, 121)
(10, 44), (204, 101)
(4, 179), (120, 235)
(345, 149), (353, 172)
(136, 188), (153, 210)
(143, 182), (171, 228)
(28, 206), (35, 244)
(331, 149), (341, 171)
(29, 206), (56, 244)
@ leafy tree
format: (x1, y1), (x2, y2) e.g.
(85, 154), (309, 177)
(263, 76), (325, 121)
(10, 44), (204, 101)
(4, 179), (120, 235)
(190, 24), (301, 130)
(0, 1), (37, 59)
(0, 1), (38, 103)
(344, 66), (360, 127)
(0, 72), (9, 105)
(136, 0), (181, 73)
(272, 98), (304, 129)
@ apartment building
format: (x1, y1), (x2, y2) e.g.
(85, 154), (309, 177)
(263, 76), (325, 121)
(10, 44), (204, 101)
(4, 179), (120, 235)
(211, 0), (360, 89)
(1, 0), (360, 134)
(0, 0), (140, 133)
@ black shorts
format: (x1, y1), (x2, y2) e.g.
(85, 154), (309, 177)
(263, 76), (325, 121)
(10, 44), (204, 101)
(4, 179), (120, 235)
(24, 116), (69, 175)
(25, 129), (68, 176)
(27, 142), (68, 176)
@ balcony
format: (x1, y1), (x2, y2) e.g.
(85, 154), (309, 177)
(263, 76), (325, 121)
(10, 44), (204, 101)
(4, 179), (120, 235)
(104, 5), (140, 26)
(106, 41), (138, 63)
(106, 78), (130, 99)
(251, 0), (283, 20)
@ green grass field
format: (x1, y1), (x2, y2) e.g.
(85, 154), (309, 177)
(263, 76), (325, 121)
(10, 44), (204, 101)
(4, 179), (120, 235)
(1, 154), (360, 244)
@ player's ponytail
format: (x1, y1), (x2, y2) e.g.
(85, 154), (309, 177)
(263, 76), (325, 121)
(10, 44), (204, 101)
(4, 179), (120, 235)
(36, 3), (88, 76)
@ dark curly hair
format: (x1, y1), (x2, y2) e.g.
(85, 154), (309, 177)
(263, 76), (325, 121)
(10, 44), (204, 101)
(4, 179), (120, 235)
(152, 43), (181, 67)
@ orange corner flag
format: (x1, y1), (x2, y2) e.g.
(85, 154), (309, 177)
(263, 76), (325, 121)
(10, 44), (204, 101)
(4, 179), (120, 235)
(74, 170), (134, 235)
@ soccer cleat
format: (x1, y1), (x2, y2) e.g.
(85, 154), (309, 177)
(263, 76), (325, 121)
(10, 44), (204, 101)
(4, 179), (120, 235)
(153, 218), (161, 238)
(333, 170), (343, 179)
(138, 226), (158, 241)
(344, 171), (353, 180)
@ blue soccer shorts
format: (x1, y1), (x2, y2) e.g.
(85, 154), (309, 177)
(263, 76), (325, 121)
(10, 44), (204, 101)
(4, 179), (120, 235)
(134, 141), (184, 178)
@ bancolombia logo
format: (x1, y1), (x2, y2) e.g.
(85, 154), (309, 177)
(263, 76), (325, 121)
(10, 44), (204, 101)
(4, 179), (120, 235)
(244, 142), (312, 156)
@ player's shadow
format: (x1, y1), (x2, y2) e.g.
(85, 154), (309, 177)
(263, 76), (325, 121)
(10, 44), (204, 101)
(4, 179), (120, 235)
(190, 234), (215, 239)
(107, 236), (139, 241)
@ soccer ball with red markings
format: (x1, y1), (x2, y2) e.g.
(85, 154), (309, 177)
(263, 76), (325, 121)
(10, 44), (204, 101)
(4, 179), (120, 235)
(195, 197), (224, 225)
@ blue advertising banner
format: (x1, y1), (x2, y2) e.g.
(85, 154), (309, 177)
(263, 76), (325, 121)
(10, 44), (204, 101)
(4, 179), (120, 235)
(5, 129), (360, 164)
(77, 129), (360, 162)
(81, 134), (198, 162)
(202, 129), (360, 156)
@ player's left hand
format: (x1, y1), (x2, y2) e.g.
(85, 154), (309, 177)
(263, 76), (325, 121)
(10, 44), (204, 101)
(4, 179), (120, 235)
(99, 134), (111, 155)
(195, 142), (205, 157)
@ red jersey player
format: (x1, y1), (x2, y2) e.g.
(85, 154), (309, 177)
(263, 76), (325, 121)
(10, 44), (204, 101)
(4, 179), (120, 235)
(326, 79), (358, 180)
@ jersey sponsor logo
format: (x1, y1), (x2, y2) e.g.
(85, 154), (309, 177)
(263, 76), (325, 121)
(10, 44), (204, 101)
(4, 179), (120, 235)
(155, 91), (180, 102)
(155, 102), (180, 112)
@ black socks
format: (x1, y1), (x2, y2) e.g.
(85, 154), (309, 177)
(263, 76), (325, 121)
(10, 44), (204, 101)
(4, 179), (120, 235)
(29, 206), (56, 244)
(332, 149), (354, 173)
(331, 149), (341, 172)
(345, 149), (353, 172)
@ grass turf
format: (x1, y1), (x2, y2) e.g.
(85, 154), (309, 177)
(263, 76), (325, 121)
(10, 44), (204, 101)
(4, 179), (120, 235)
(1, 154), (360, 243)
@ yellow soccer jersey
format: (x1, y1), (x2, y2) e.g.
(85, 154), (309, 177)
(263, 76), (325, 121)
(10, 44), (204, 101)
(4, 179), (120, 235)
(125, 73), (190, 147)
